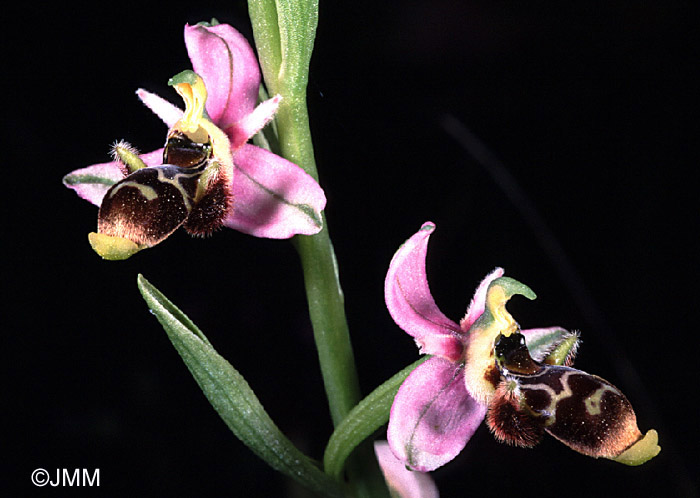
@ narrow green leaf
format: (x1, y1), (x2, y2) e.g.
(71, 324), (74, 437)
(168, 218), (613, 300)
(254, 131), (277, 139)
(275, 0), (319, 93)
(137, 274), (343, 497)
(248, 0), (282, 93)
(249, 0), (318, 95)
(137, 275), (212, 348)
(323, 357), (429, 480)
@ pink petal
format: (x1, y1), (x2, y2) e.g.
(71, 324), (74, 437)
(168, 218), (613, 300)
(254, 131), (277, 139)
(62, 149), (163, 206)
(374, 441), (439, 498)
(385, 222), (463, 360)
(136, 89), (183, 128)
(225, 144), (326, 238)
(226, 95), (282, 150)
(388, 356), (486, 472)
(459, 268), (505, 332)
(184, 23), (261, 129)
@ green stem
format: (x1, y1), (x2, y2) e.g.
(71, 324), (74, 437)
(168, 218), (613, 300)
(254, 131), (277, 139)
(276, 98), (361, 425)
(250, 0), (358, 425)
(279, 86), (390, 498)
(248, 2), (390, 495)
(280, 98), (389, 498)
(283, 89), (391, 498)
(294, 224), (361, 423)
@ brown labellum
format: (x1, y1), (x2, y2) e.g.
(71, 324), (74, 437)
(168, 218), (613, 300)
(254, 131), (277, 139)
(96, 129), (232, 250)
(183, 172), (232, 236)
(97, 163), (205, 247)
(490, 332), (645, 460)
(486, 380), (544, 448)
(165, 129), (232, 236)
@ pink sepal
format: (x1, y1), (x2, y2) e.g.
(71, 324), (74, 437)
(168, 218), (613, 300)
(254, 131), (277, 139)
(387, 356), (486, 472)
(62, 149), (163, 206)
(184, 23), (261, 129)
(385, 222), (463, 360)
(225, 144), (326, 238)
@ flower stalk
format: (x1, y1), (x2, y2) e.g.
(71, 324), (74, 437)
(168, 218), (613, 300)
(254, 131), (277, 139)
(249, 0), (357, 430)
(248, 1), (389, 495)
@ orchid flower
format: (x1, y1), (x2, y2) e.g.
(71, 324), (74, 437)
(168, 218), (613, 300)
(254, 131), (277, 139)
(385, 222), (660, 471)
(63, 22), (326, 259)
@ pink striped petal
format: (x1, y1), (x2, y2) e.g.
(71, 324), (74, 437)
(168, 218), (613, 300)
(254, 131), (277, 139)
(385, 223), (463, 360)
(226, 95), (282, 150)
(184, 23), (260, 129)
(136, 89), (183, 128)
(225, 144), (326, 238)
(388, 356), (486, 472)
(62, 149), (163, 206)
(374, 441), (439, 498)
(459, 268), (504, 332)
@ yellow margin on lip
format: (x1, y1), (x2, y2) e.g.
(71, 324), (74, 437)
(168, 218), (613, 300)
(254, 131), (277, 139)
(88, 232), (145, 261)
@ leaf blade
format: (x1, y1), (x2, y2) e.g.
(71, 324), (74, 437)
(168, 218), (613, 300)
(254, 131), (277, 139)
(323, 357), (429, 479)
(137, 274), (343, 497)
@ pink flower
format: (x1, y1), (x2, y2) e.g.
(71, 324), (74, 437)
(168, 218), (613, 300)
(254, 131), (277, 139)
(385, 222), (660, 470)
(64, 22), (326, 259)
(384, 222), (575, 471)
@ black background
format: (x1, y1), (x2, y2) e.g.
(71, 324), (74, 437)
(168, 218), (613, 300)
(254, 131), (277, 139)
(6, 1), (698, 496)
